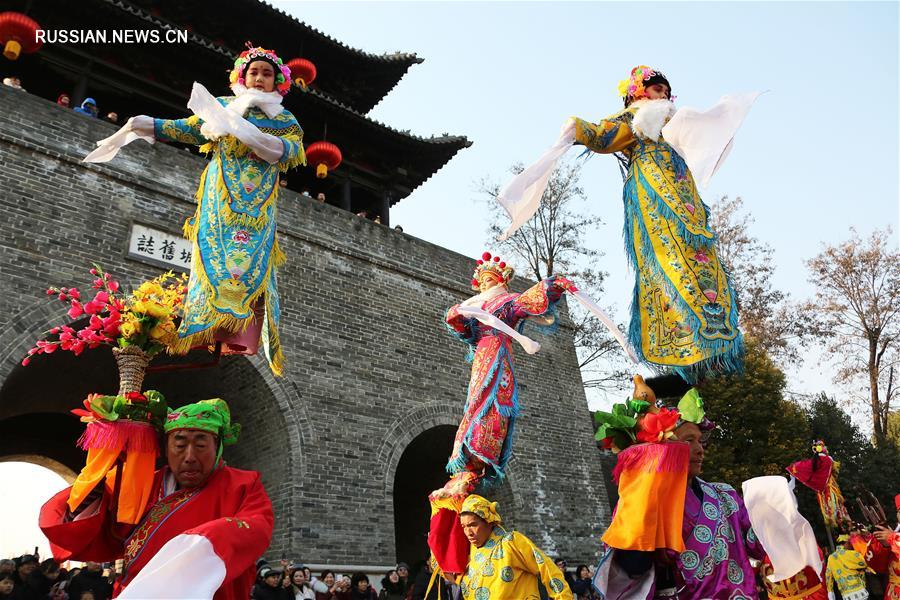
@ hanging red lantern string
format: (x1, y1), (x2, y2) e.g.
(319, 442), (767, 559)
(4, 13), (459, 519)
(306, 141), (342, 179)
(286, 58), (316, 90)
(0, 12), (43, 61)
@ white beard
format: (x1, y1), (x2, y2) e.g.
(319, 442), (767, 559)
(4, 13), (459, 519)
(630, 99), (677, 142)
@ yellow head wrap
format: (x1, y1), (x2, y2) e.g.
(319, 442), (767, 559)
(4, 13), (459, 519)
(460, 494), (502, 525)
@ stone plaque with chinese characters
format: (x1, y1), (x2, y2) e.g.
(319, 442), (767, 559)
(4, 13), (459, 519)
(127, 223), (193, 272)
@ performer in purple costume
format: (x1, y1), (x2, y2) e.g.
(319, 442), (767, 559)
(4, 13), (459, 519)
(594, 377), (763, 600)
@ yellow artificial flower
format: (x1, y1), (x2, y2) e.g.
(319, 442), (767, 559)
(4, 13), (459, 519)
(131, 299), (169, 319)
(136, 281), (165, 299)
(120, 321), (139, 339)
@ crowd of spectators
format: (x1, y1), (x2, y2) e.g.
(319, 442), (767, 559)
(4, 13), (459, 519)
(0, 554), (112, 600)
(0, 550), (603, 600)
(244, 556), (599, 600)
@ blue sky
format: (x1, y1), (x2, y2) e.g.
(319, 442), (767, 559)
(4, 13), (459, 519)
(274, 0), (899, 411)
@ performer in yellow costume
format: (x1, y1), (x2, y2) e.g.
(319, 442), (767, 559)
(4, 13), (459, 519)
(456, 495), (572, 600)
(826, 535), (870, 600)
(570, 66), (742, 382)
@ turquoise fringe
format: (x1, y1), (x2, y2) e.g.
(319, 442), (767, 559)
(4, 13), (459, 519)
(622, 172), (744, 384)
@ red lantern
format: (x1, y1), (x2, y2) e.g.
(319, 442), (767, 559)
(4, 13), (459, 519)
(286, 58), (316, 89)
(306, 141), (342, 179)
(0, 12), (43, 60)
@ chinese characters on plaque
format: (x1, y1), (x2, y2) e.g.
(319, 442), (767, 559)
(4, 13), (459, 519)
(127, 223), (192, 272)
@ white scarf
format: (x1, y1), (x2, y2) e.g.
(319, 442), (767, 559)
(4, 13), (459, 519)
(456, 285), (543, 354)
(226, 82), (284, 119)
(454, 282), (638, 363)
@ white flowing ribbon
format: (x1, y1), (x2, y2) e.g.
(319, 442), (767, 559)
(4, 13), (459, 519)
(456, 284), (638, 362)
(742, 475), (823, 583)
(661, 91), (763, 189)
(456, 305), (542, 355)
(188, 82), (285, 164)
(569, 290), (639, 364)
(497, 122), (575, 241)
(496, 92), (761, 241)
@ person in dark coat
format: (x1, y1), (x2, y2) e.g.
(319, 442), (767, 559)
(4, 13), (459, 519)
(410, 561), (449, 600)
(253, 568), (292, 600)
(67, 562), (112, 600)
(22, 559), (60, 600)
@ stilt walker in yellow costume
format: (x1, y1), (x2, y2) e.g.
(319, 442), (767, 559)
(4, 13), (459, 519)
(83, 45), (307, 375)
(497, 66), (761, 382)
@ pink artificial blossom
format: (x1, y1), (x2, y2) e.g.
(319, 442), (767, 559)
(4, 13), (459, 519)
(67, 302), (84, 319)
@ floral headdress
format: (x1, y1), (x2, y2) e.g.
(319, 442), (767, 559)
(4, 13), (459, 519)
(471, 251), (514, 290)
(616, 65), (672, 104)
(594, 375), (711, 453)
(229, 44), (292, 96)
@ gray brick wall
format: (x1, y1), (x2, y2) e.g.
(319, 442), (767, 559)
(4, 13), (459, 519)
(0, 85), (611, 566)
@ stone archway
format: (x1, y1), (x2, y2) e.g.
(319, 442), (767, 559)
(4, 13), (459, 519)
(385, 407), (522, 567)
(0, 454), (77, 484)
(392, 424), (456, 566)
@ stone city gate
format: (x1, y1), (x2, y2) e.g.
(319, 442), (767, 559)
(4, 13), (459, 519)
(0, 85), (611, 568)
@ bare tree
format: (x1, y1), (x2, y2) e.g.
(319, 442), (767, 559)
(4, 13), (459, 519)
(800, 228), (900, 446)
(478, 160), (629, 392)
(708, 196), (805, 363)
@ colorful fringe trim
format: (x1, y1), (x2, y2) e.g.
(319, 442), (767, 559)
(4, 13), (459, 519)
(77, 420), (160, 455)
(611, 440), (690, 485)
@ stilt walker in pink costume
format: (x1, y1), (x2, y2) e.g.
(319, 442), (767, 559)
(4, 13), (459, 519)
(427, 252), (583, 576)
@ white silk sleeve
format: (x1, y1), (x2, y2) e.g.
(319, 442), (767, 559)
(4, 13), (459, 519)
(82, 116), (156, 163)
(116, 533), (225, 599)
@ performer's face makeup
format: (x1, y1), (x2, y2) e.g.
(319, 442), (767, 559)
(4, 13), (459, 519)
(645, 83), (670, 100)
(167, 430), (217, 487)
(245, 61), (276, 92)
(478, 274), (502, 292)
(675, 422), (704, 478)
(460, 513), (493, 547)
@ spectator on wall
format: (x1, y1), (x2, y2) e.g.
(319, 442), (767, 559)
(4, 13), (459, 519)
(73, 98), (98, 118)
(2, 76), (25, 91)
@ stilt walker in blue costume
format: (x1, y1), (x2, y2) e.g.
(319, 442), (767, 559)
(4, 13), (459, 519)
(84, 45), (306, 375)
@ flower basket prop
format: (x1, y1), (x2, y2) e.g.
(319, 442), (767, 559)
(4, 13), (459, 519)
(24, 264), (187, 369)
(23, 265), (186, 525)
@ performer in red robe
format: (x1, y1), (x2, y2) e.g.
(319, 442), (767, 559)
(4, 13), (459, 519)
(40, 399), (273, 600)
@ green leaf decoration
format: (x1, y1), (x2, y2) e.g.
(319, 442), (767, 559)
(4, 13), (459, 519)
(677, 388), (705, 424)
(88, 395), (119, 421)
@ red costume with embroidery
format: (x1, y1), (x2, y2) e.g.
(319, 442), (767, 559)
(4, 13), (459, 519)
(866, 533), (900, 600)
(40, 465), (272, 600)
(760, 548), (828, 600)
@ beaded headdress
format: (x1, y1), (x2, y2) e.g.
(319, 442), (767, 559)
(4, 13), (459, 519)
(471, 252), (514, 290)
(229, 44), (292, 96)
